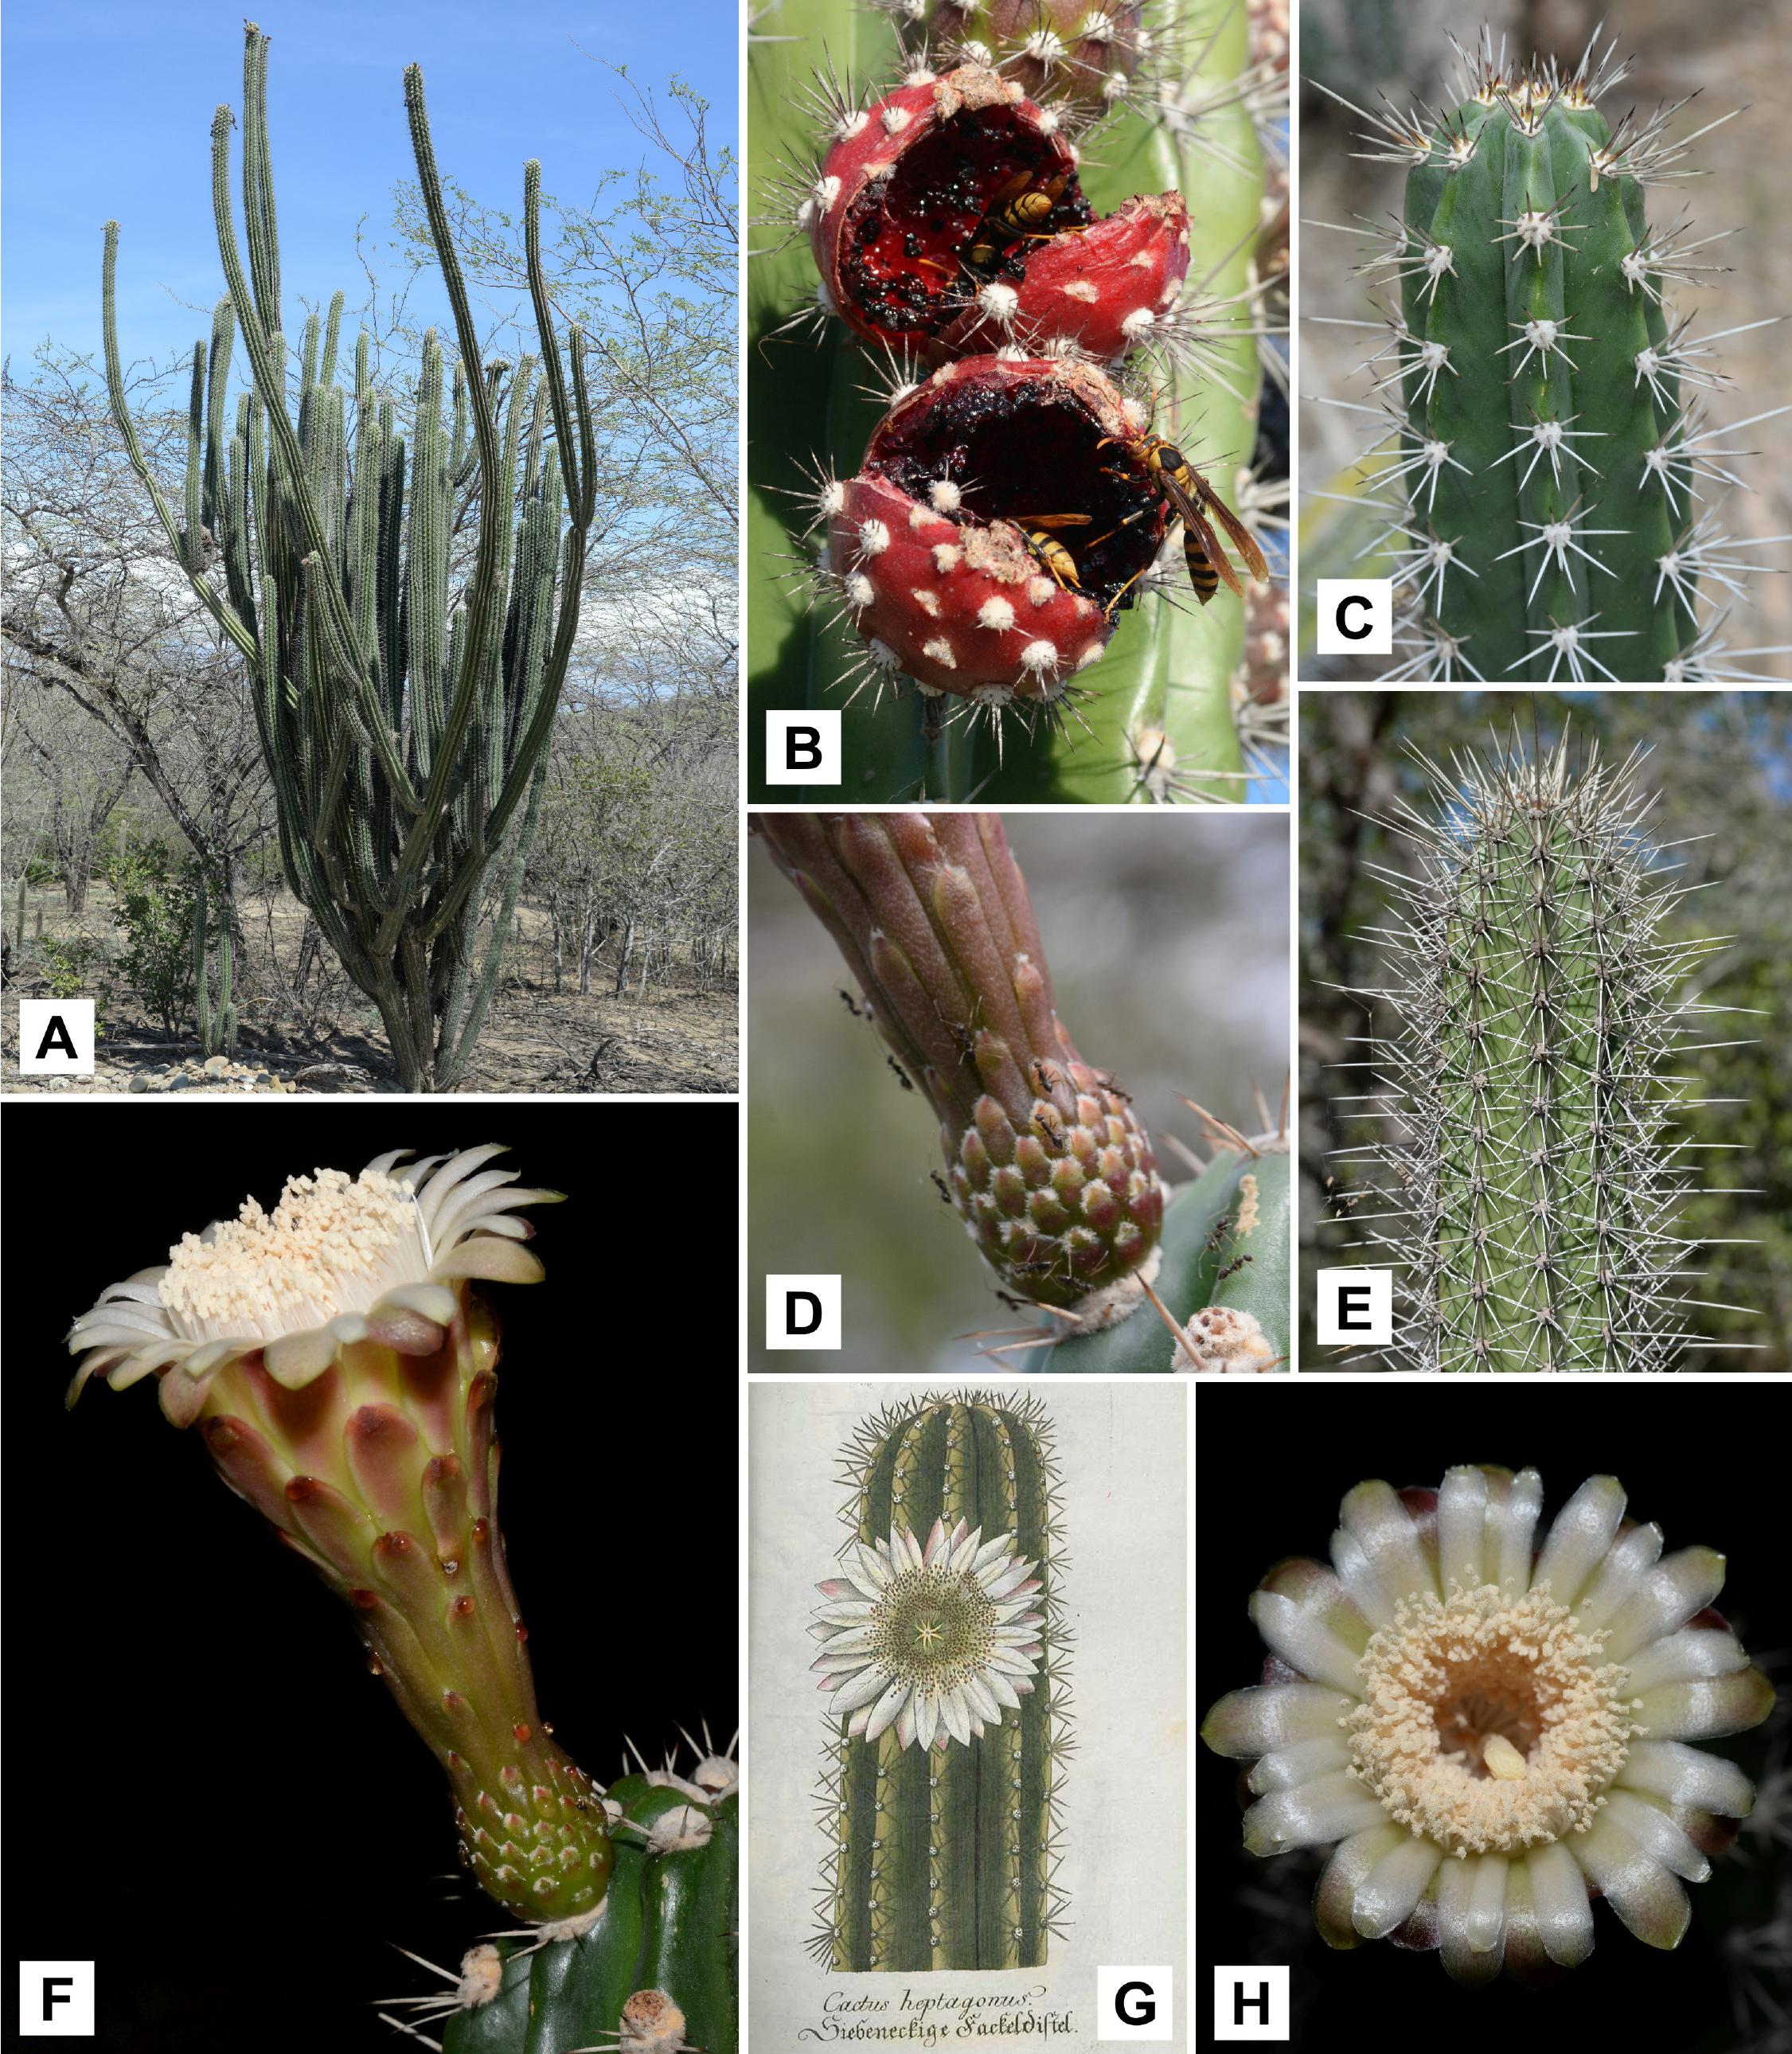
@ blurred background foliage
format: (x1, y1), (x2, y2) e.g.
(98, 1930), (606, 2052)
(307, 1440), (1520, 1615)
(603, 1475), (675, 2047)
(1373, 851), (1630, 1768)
(1298, 691), (1792, 1371)
(749, 812), (1289, 1373)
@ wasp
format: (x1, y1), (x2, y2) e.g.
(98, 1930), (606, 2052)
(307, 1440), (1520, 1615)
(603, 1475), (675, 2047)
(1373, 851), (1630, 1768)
(1097, 433), (1269, 613)
(966, 168), (1071, 271)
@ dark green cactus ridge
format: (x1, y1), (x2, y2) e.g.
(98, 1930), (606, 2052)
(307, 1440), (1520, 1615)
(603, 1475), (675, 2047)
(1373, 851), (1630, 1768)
(1323, 26), (1785, 684)
(434, 1752), (740, 2054)
(816, 1392), (1068, 1970)
(102, 26), (596, 1090)
(1338, 727), (1735, 1371)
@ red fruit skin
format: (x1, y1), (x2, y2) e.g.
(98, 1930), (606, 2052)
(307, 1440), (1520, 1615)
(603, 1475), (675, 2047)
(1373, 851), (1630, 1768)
(804, 63), (1185, 361)
(942, 192), (1190, 360)
(825, 354), (1154, 701)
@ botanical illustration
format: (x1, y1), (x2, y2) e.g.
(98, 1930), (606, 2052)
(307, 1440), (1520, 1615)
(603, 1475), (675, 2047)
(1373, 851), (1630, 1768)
(813, 1390), (1068, 1970)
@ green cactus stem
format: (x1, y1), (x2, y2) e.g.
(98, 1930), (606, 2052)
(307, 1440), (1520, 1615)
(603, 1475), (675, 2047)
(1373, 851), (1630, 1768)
(435, 1748), (740, 2054)
(756, 810), (1166, 1321)
(1318, 25), (1790, 684)
(102, 25), (596, 1091)
(192, 873), (238, 1060)
(65, 1148), (614, 1925)
(814, 1392), (1066, 1970)
(1332, 727), (1737, 1371)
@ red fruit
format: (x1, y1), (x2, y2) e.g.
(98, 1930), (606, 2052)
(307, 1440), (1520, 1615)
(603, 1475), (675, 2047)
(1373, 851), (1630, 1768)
(822, 353), (1168, 705)
(801, 62), (1189, 361)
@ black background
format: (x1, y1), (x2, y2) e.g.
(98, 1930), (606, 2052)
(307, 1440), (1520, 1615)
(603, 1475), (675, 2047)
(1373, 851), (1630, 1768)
(5, 1103), (737, 2052)
(1195, 1383), (1787, 2052)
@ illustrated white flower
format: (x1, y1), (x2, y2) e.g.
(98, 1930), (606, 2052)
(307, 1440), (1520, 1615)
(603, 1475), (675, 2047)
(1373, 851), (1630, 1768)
(66, 1146), (557, 1425)
(813, 1517), (1044, 1751)
(1202, 1466), (1774, 1984)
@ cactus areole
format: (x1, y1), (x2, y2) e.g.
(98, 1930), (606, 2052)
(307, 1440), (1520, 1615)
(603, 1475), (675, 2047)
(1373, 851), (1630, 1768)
(803, 63), (1189, 360)
(65, 1148), (616, 1927)
(826, 355), (1169, 702)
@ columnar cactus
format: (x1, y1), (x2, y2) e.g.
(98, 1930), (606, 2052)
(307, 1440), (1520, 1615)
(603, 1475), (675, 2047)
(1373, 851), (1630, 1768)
(65, 1146), (736, 2052)
(814, 1391), (1066, 1970)
(1322, 27), (1786, 683)
(103, 26), (596, 1090)
(1332, 729), (1729, 1371)
(192, 873), (238, 1060)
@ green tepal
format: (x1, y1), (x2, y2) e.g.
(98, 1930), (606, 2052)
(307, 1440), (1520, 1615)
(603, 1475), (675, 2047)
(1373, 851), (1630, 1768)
(818, 1392), (1068, 1971)
(103, 26), (596, 1091)
(1328, 28), (1775, 684)
(1337, 728), (1730, 1372)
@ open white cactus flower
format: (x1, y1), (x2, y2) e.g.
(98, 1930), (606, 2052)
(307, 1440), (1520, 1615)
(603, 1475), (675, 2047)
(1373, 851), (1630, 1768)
(813, 1517), (1045, 1753)
(1202, 1466), (1774, 1984)
(66, 1146), (558, 1426)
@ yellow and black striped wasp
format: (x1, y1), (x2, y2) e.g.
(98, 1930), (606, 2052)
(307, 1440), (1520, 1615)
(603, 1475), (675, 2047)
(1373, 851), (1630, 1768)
(1099, 433), (1269, 611)
(966, 168), (1072, 271)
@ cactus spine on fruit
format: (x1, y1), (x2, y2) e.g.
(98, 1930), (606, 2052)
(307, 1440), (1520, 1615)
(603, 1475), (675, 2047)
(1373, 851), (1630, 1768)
(1335, 728), (1732, 1371)
(1321, 25), (1788, 684)
(816, 1392), (1067, 1970)
(102, 25), (595, 1090)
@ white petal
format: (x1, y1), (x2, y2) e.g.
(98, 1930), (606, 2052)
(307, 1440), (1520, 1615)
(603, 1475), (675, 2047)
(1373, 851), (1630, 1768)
(1621, 1626), (1748, 1694)
(939, 1686), (973, 1746)
(1525, 1841), (1594, 1967)
(1465, 1851), (1508, 1952)
(1247, 1735), (1353, 1794)
(1600, 1548), (1726, 1662)
(1573, 1521), (1664, 1631)
(1616, 1739), (1755, 1817)
(1351, 1834), (1444, 1937)
(830, 1665), (892, 1716)
(1438, 1466), (1487, 1591)
(915, 1690), (940, 1751)
(1327, 1532), (1398, 1630)
(1201, 1683), (1357, 1759)
(1570, 1814), (1690, 1950)
(1601, 1790), (1711, 1883)
(1241, 1771), (1388, 1856)
(1532, 1474), (1627, 1605)
(1493, 1467), (1544, 1591)
(1247, 1591), (1366, 1697)
(1336, 1479), (1435, 1610)
(864, 1675), (913, 1743)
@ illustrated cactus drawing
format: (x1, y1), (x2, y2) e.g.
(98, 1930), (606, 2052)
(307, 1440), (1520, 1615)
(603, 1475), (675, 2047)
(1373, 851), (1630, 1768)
(1318, 25), (1789, 684)
(103, 26), (596, 1091)
(755, 810), (1290, 1369)
(814, 1391), (1067, 1970)
(64, 1146), (736, 2053)
(1329, 728), (1734, 1372)
(749, 0), (1282, 802)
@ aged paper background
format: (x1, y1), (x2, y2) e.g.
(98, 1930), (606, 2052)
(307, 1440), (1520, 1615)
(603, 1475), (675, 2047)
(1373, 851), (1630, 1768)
(748, 1379), (1188, 2048)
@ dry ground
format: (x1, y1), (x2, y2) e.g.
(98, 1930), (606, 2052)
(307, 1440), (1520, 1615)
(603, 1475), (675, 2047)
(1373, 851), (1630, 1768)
(3, 883), (737, 1095)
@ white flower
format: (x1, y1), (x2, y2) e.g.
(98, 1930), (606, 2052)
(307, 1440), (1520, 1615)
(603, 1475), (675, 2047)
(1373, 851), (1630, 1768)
(813, 1517), (1044, 1751)
(1203, 1466), (1774, 1983)
(66, 1146), (558, 1425)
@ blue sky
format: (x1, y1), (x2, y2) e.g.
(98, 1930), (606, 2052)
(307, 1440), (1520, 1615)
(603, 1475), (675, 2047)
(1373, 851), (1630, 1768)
(3, 0), (736, 376)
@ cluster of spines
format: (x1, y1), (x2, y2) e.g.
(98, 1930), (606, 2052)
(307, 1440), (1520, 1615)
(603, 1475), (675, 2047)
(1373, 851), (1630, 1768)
(1312, 23), (1790, 684)
(1331, 729), (1739, 1371)
(812, 1392), (1072, 1970)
